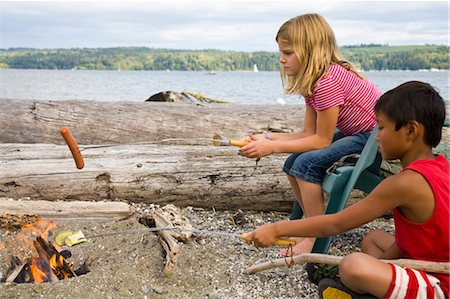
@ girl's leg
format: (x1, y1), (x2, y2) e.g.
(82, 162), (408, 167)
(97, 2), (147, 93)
(281, 131), (371, 255)
(280, 177), (325, 255)
(288, 178), (324, 253)
(339, 252), (393, 297)
(297, 178), (324, 217)
(277, 175), (306, 255)
(287, 174), (304, 210)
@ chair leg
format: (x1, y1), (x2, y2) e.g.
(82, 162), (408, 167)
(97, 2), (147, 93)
(289, 201), (303, 220)
(312, 236), (333, 254)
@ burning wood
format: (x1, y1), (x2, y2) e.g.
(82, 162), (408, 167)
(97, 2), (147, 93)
(2, 236), (90, 284)
(1, 217), (91, 284)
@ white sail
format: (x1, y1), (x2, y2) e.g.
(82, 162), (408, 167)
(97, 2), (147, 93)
(253, 64), (259, 72)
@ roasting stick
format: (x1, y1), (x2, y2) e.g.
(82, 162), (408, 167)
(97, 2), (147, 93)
(86, 226), (296, 247)
(59, 127), (250, 171)
(245, 253), (450, 275)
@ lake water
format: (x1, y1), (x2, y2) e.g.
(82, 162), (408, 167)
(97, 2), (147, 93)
(0, 69), (448, 105)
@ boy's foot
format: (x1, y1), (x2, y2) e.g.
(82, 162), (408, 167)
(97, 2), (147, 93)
(305, 263), (339, 285)
(277, 237), (315, 256)
(318, 278), (376, 299)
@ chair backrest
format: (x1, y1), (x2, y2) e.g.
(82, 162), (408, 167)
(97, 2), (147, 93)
(324, 125), (382, 213)
(312, 126), (383, 253)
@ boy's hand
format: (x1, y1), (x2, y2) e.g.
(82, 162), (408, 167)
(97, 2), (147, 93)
(244, 223), (279, 247)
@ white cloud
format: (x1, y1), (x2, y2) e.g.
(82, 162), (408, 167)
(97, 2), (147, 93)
(1, 1), (448, 50)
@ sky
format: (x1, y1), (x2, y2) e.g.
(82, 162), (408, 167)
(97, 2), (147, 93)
(1, 0), (449, 51)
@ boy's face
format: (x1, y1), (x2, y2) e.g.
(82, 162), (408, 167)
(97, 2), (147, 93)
(375, 112), (410, 161)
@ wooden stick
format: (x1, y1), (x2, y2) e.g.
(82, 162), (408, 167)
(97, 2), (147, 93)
(5, 262), (27, 283)
(0, 200), (136, 222)
(245, 253), (450, 275)
(150, 209), (180, 277)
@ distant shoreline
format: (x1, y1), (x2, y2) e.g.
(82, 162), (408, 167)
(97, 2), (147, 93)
(1, 68), (450, 72)
(1, 45), (449, 71)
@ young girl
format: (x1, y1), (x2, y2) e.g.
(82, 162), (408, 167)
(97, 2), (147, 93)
(245, 81), (449, 298)
(239, 13), (381, 255)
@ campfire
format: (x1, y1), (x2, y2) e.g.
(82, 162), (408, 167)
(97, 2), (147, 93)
(1, 217), (91, 284)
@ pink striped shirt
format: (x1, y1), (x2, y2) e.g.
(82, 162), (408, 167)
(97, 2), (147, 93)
(305, 64), (382, 135)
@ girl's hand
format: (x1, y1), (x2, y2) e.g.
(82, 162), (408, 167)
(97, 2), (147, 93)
(236, 133), (264, 146)
(236, 135), (252, 145)
(244, 223), (279, 247)
(239, 135), (273, 158)
(247, 133), (266, 141)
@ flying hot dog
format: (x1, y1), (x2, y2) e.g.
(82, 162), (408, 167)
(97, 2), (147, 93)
(60, 127), (84, 169)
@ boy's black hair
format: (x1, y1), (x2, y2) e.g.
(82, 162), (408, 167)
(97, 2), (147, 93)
(374, 81), (446, 147)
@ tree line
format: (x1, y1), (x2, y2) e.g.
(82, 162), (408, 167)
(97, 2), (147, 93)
(0, 44), (448, 71)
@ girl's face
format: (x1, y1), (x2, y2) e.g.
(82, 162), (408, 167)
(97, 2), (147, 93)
(277, 39), (300, 76)
(375, 112), (409, 161)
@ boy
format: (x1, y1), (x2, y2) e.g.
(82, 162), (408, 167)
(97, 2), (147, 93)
(245, 81), (449, 298)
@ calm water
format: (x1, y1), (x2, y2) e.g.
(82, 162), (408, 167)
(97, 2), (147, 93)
(0, 69), (448, 105)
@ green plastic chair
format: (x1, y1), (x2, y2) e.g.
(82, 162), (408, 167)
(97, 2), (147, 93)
(289, 125), (384, 253)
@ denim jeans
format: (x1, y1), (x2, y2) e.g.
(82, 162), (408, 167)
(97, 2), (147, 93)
(282, 130), (371, 185)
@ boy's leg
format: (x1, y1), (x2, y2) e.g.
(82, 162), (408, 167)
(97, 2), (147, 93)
(361, 230), (402, 259)
(337, 232), (399, 297)
(362, 230), (394, 256)
(339, 252), (393, 297)
(324, 253), (446, 298)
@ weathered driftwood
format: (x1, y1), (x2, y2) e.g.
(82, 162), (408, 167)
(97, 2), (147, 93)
(0, 199), (136, 221)
(245, 253), (450, 275)
(0, 99), (302, 211)
(0, 143), (295, 211)
(0, 99), (304, 144)
(148, 204), (193, 276)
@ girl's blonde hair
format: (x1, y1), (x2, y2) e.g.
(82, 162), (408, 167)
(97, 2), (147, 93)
(276, 13), (363, 97)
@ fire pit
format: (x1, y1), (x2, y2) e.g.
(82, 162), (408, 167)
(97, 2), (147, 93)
(1, 217), (90, 284)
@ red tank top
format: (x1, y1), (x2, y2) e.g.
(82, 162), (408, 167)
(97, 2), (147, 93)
(393, 154), (449, 295)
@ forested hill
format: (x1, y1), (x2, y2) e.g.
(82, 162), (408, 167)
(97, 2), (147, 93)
(0, 44), (448, 71)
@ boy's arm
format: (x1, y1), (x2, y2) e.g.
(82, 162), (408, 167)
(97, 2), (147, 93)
(245, 173), (410, 247)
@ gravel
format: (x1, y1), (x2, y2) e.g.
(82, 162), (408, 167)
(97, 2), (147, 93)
(0, 201), (394, 299)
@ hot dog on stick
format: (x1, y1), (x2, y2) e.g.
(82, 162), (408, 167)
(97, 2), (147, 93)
(60, 127), (84, 169)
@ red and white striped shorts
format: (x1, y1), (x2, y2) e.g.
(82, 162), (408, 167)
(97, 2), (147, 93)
(385, 263), (446, 299)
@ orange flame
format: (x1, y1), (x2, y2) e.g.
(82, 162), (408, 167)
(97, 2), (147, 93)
(49, 254), (70, 279)
(29, 257), (48, 284)
(5, 217), (85, 284)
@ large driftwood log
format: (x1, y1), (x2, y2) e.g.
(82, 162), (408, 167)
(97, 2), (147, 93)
(0, 99), (304, 144)
(0, 99), (303, 211)
(0, 143), (294, 211)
